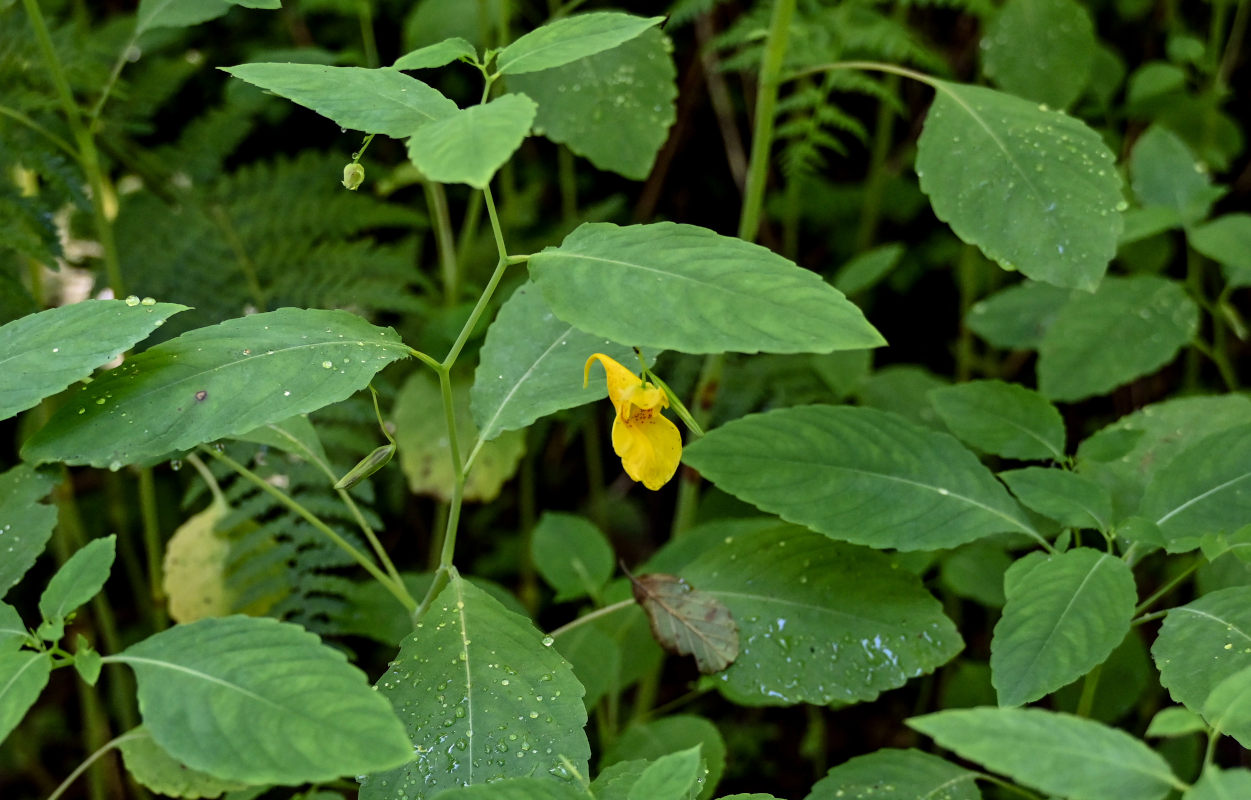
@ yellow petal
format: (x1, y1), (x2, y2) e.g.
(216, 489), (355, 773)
(585, 353), (638, 416)
(611, 404), (683, 491)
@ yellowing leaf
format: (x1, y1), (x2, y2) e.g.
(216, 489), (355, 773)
(163, 501), (232, 623)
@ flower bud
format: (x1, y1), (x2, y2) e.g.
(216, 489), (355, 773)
(341, 162), (365, 191)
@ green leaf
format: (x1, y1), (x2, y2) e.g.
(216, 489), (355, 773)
(683, 406), (1037, 551)
(470, 282), (650, 441)
(112, 615), (411, 785)
(999, 467), (1113, 530)
(395, 371), (525, 503)
(38, 535), (116, 638)
(73, 637), (101, 686)
(162, 500), (233, 623)
(528, 222), (885, 355)
(966, 281), (1077, 350)
(226, 0), (281, 8)
(137, 0), (233, 33)
(232, 414), (330, 471)
(505, 28), (676, 180)
(990, 548), (1136, 706)
(496, 12), (663, 75)
(980, 0), (1096, 109)
(0, 603), (26, 653)
(22, 308), (410, 469)
(940, 542), (1012, 608)
(0, 299), (188, 422)
(407, 94), (537, 188)
(1184, 768), (1251, 800)
(1189, 214), (1251, 287)
(593, 760), (650, 800)
(627, 746), (703, 800)
(1146, 707), (1207, 738)
(929, 380), (1065, 460)
(916, 81), (1123, 291)
(908, 707), (1179, 800)
(604, 716), (726, 800)
(221, 64), (458, 137)
(1037, 276), (1198, 402)
(1129, 126), (1224, 226)
(0, 464), (58, 596)
(1153, 587), (1251, 729)
(806, 749), (981, 800)
(0, 651), (52, 745)
(428, 778), (585, 800)
(1201, 666), (1251, 746)
(832, 243), (904, 296)
(530, 513), (614, 602)
(117, 726), (251, 799)
(1139, 423), (1251, 549)
(362, 576), (590, 798)
(679, 525), (962, 705)
(394, 37), (477, 70)
(629, 573), (739, 675)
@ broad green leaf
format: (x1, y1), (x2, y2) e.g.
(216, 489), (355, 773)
(1201, 666), (1251, 746)
(1153, 587), (1251, 727)
(407, 94), (537, 188)
(832, 243), (904, 296)
(1139, 423), (1251, 549)
(1052, 628), (1152, 724)
(1146, 707), (1207, 738)
(1130, 126), (1224, 226)
(629, 573), (738, 675)
(221, 64), (458, 137)
(38, 535), (116, 640)
(990, 548), (1136, 706)
(338, 573), (526, 647)
(1184, 768), (1251, 800)
(506, 28), (676, 180)
(593, 760), (649, 800)
(855, 365), (948, 429)
(999, 467), (1113, 530)
(226, 0), (281, 8)
(1121, 205), (1184, 244)
(806, 749), (981, 800)
(362, 576), (590, 798)
(939, 542), (1012, 608)
(916, 81), (1123, 291)
(628, 746), (702, 800)
(1190, 214), (1251, 287)
(117, 726), (251, 798)
(111, 615), (410, 785)
(428, 778), (585, 800)
(394, 37), (477, 70)
(966, 281), (1076, 350)
(395, 372), (525, 502)
(1037, 276), (1198, 402)
(553, 601), (662, 708)
(137, 0), (233, 33)
(0, 464), (58, 596)
(929, 380), (1065, 460)
(604, 716), (726, 800)
(528, 223), (885, 355)
(680, 525), (963, 705)
(0, 299), (188, 422)
(471, 282), (649, 441)
(0, 603), (25, 653)
(1077, 395), (1251, 521)
(909, 707), (1179, 800)
(980, 0), (1095, 108)
(496, 12), (663, 75)
(530, 512), (614, 602)
(74, 638), (101, 686)
(0, 651), (52, 745)
(162, 500), (233, 623)
(22, 308), (410, 469)
(683, 406), (1037, 551)
(233, 414), (330, 473)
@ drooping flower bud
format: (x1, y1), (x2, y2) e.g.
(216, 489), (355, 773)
(341, 162), (365, 191)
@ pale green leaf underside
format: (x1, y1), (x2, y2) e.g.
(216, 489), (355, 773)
(1037, 276), (1197, 402)
(22, 308), (409, 469)
(0, 299), (188, 422)
(806, 748), (981, 800)
(929, 379), (1065, 460)
(916, 81), (1123, 291)
(0, 464), (59, 596)
(909, 707), (1179, 800)
(496, 12), (663, 75)
(363, 576), (589, 799)
(529, 222), (885, 354)
(394, 37), (477, 70)
(1183, 768), (1251, 800)
(470, 282), (648, 441)
(506, 27), (676, 180)
(137, 0), (233, 33)
(980, 0), (1096, 109)
(682, 405), (1037, 551)
(407, 93), (537, 188)
(682, 526), (963, 705)
(112, 615), (412, 784)
(117, 727), (251, 798)
(1153, 587), (1251, 730)
(991, 549), (1135, 706)
(1139, 423), (1251, 548)
(222, 64), (458, 137)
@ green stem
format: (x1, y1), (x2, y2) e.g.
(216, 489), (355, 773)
(669, 353), (723, 537)
(424, 181), (460, 306)
(357, 0), (378, 67)
(0, 104), (78, 160)
(853, 22), (904, 251)
(201, 446), (412, 609)
(558, 146), (578, 224)
(548, 599), (634, 639)
(954, 245), (980, 382)
(737, 0), (796, 243)
(45, 729), (145, 800)
(1134, 558), (1202, 616)
(1218, 0), (1249, 87)
(440, 188), (511, 370)
(136, 467), (168, 630)
(1074, 663), (1102, 718)
(436, 368), (465, 570)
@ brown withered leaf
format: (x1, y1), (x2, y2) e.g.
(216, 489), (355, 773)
(629, 572), (739, 674)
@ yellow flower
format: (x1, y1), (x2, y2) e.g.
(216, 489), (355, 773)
(584, 353), (682, 491)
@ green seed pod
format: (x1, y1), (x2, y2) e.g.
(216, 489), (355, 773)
(333, 443), (395, 490)
(341, 162), (365, 191)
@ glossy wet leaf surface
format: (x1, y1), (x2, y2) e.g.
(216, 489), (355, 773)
(1138, 423), (1251, 550)
(495, 12), (663, 75)
(629, 573), (739, 675)
(805, 748), (981, 800)
(981, 0), (1096, 109)
(0, 464), (59, 596)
